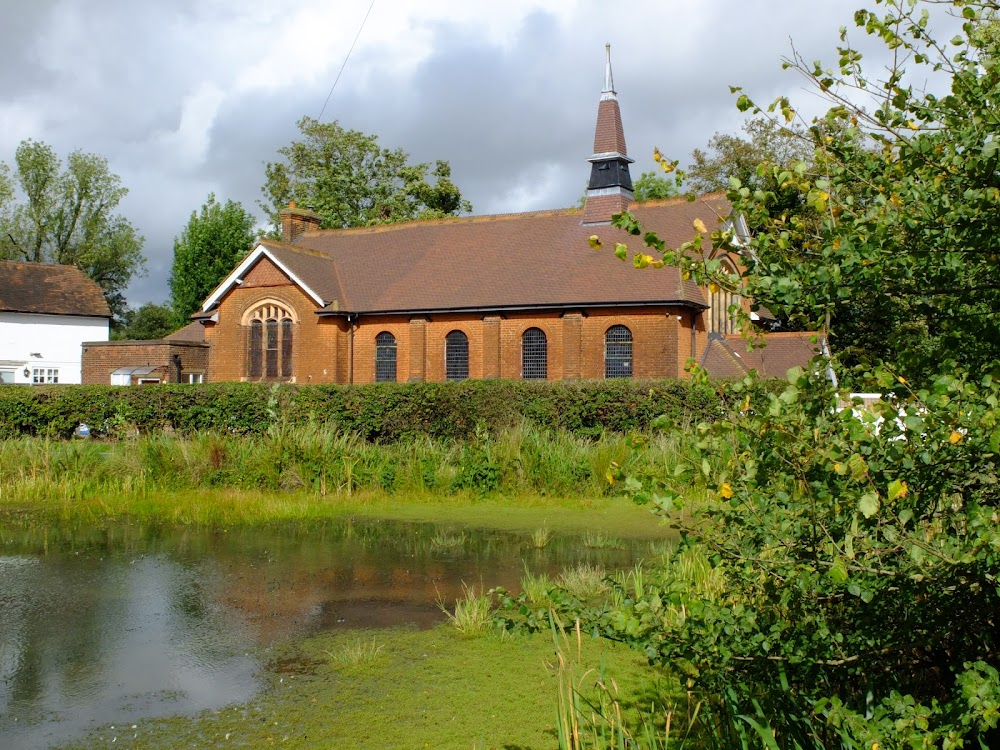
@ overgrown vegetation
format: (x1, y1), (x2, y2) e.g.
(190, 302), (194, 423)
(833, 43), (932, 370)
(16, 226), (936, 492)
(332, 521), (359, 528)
(0, 422), (717, 507)
(0, 378), (762, 441)
(561, 0), (1000, 747)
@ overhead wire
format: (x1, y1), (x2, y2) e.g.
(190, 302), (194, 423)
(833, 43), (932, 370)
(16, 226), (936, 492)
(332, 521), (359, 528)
(317, 0), (376, 121)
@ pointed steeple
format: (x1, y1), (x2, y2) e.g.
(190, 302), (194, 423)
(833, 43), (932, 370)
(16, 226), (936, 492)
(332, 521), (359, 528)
(583, 44), (634, 225)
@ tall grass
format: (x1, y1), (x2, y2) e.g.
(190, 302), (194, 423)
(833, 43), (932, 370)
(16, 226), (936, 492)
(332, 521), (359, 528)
(551, 615), (701, 750)
(0, 422), (707, 508)
(440, 583), (496, 637)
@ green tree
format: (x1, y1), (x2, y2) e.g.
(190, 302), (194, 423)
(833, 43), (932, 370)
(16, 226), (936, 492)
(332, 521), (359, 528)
(169, 193), (256, 323)
(570, 0), (1000, 746)
(114, 303), (177, 340)
(632, 170), (680, 202)
(0, 140), (145, 323)
(260, 117), (471, 233)
(687, 118), (813, 196)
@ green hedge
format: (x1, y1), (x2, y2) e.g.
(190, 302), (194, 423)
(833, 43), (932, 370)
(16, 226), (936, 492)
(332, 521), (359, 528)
(0, 379), (774, 441)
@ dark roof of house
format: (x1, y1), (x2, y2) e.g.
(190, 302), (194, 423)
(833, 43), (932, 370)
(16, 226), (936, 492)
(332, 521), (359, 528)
(0, 260), (111, 318)
(701, 332), (824, 379)
(239, 194), (730, 315)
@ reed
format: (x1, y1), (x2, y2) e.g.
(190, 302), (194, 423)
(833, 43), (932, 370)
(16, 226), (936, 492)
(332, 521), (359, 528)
(325, 636), (385, 667)
(519, 566), (554, 605)
(530, 526), (552, 548)
(557, 563), (608, 599)
(441, 583), (496, 637)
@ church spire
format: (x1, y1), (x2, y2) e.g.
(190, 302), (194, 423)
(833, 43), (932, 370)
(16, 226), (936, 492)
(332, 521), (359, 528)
(602, 42), (615, 99)
(583, 44), (634, 225)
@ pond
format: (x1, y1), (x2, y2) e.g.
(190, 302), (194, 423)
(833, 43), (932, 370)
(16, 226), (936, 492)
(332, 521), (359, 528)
(0, 518), (656, 750)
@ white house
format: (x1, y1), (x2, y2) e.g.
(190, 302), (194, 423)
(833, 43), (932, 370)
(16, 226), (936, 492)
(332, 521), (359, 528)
(0, 260), (111, 385)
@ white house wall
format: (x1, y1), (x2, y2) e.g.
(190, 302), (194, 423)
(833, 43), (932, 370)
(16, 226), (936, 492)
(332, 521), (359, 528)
(0, 312), (109, 385)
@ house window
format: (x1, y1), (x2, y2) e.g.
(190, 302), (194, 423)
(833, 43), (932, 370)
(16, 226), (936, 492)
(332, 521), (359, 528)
(32, 368), (59, 384)
(521, 328), (547, 380)
(375, 332), (397, 382)
(182, 372), (204, 384)
(445, 330), (469, 381)
(246, 303), (294, 379)
(0, 369), (14, 385)
(604, 325), (633, 379)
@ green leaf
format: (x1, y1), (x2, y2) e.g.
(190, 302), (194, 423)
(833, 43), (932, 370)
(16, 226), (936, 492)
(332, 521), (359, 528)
(858, 492), (880, 518)
(829, 556), (849, 584)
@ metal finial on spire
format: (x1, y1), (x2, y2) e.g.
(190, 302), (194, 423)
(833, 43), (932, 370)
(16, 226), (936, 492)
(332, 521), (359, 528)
(601, 43), (616, 100)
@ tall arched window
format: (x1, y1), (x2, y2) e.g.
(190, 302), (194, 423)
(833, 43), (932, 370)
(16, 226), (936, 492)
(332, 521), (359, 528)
(604, 325), (633, 379)
(246, 302), (294, 380)
(708, 260), (741, 334)
(445, 330), (469, 381)
(521, 328), (547, 380)
(375, 332), (397, 382)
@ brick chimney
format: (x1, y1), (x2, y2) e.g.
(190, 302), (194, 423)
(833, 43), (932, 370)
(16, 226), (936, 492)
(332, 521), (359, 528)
(582, 45), (635, 225)
(279, 201), (323, 243)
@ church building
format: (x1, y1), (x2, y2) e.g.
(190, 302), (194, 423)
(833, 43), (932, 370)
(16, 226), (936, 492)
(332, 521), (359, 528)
(188, 49), (752, 386)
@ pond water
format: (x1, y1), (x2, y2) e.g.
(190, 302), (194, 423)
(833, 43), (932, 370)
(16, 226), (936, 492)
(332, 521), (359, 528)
(0, 518), (655, 750)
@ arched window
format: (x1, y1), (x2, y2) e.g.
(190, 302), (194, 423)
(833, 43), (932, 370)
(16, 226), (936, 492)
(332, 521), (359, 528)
(708, 260), (741, 334)
(521, 328), (547, 380)
(604, 325), (633, 379)
(445, 330), (469, 381)
(246, 302), (294, 379)
(375, 332), (397, 382)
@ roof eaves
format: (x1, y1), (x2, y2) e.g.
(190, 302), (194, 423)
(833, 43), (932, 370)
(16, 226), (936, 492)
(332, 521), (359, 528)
(316, 299), (706, 317)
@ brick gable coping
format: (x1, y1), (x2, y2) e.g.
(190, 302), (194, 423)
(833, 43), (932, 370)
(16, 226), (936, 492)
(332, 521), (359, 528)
(0, 260), (110, 318)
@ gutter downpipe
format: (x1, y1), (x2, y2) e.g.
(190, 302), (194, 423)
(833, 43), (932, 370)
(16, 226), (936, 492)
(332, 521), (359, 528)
(348, 313), (358, 385)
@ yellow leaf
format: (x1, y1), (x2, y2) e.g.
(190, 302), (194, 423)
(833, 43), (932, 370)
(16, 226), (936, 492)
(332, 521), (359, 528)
(661, 160), (676, 174)
(653, 148), (662, 163)
(719, 482), (734, 499)
(693, 218), (707, 233)
(588, 235), (602, 250)
(949, 430), (963, 444)
(907, 121), (918, 130)
(708, 282), (720, 294)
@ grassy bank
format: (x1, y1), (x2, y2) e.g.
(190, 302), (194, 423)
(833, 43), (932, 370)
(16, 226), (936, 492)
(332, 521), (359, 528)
(0, 422), (712, 531)
(0, 485), (675, 539)
(58, 623), (672, 750)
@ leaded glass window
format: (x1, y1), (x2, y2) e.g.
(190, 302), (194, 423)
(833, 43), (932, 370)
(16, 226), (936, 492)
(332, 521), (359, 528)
(521, 328), (547, 380)
(246, 303), (293, 379)
(375, 331), (397, 382)
(604, 325), (632, 379)
(445, 330), (469, 381)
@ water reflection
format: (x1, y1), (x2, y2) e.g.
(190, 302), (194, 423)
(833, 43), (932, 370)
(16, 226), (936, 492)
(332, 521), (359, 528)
(0, 518), (651, 749)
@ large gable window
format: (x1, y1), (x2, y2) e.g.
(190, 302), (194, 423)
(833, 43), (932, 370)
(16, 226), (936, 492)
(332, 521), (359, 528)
(445, 330), (469, 381)
(246, 302), (295, 380)
(708, 259), (741, 335)
(604, 325), (632, 379)
(521, 328), (547, 380)
(375, 332), (397, 382)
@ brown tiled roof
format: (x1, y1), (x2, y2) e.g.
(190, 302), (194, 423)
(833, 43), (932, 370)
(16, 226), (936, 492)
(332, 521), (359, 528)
(264, 244), (345, 305)
(701, 332), (824, 379)
(164, 321), (206, 342)
(0, 260), (110, 318)
(260, 194), (728, 315)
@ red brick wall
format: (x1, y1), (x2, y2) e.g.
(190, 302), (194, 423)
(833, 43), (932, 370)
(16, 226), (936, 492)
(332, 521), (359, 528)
(205, 259), (343, 384)
(82, 341), (209, 385)
(346, 307), (690, 384)
(204, 266), (713, 383)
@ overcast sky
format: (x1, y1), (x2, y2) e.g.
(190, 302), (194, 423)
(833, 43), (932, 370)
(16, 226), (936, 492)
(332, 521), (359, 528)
(1, 0), (921, 306)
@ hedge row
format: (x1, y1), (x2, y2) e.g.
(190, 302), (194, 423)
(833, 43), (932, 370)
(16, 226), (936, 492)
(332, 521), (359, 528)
(0, 379), (772, 441)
